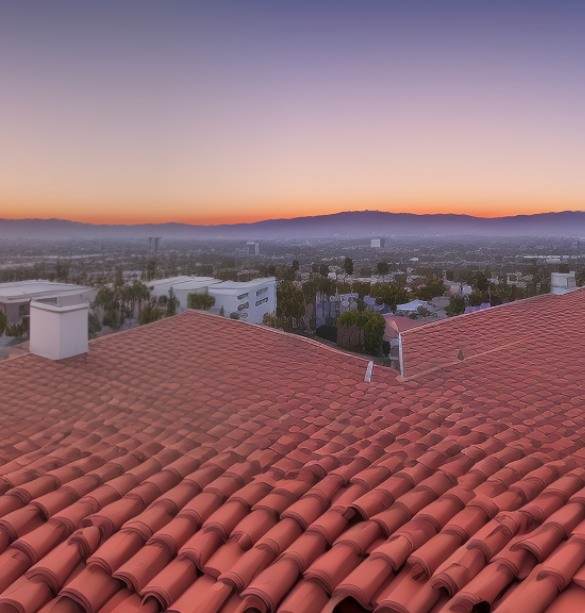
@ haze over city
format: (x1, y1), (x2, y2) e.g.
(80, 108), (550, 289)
(1, 1), (584, 224)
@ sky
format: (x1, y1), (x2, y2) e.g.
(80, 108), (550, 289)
(0, 1), (584, 224)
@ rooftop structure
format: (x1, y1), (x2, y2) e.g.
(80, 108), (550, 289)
(1, 295), (585, 611)
(552, 271), (577, 295)
(0, 280), (95, 326)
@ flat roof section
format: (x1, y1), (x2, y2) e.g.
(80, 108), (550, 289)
(0, 280), (91, 300)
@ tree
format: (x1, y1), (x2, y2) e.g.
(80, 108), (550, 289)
(468, 291), (484, 306)
(318, 264), (329, 277)
(166, 288), (178, 316)
(363, 313), (385, 355)
(55, 260), (70, 282)
(337, 311), (385, 355)
(188, 293), (216, 310)
(130, 281), (150, 313)
(416, 279), (446, 301)
(446, 295), (465, 317)
(88, 312), (102, 338)
(0, 311), (6, 336)
(276, 281), (305, 329)
(351, 281), (371, 298)
(475, 272), (490, 293)
(145, 259), (157, 281)
(371, 283), (409, 312)
(343, 257), (354, 279)
(139, 302), (163, 325)
(414, 305), (432, 319)
(376, 261), (390, 280)
(5, 321), (27, 339)
(114, 267), (124, 288)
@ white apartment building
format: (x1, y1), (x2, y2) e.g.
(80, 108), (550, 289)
(148, 276), (277, 324)
(0, 281), (95, 326)
(207, 279), (276, 323)
(370, 237), (385, 248)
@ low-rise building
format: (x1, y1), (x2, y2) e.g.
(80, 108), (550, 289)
(0, 280), (95, 326)
(395, 298), (435, 318)
(315, 291), (359, 327)
(207, 278), (276, 323)
(149, 276), (276, 323)
(445, 280), (473, 297)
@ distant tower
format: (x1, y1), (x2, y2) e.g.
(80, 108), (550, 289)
(148, 236), (161, 253)
(246, 241), (260, 256)
(370, 237), (385, 248)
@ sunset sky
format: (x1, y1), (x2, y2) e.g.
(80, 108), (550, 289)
(1, 1), (584, 224)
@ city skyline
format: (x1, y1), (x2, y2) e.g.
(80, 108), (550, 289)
(1, 1), (584, 224)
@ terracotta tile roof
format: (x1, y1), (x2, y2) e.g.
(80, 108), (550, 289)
(400, 289), (584, 377)
(0, 306), (585, 612)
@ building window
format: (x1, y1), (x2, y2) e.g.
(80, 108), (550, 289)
(19, 304), (28, 317)
(237, 293), (249, 300)
(255, 297), (269, 306)
(237, 302), (249, 311)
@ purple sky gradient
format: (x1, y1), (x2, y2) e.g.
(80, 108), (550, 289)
(1, 1), (584, 222)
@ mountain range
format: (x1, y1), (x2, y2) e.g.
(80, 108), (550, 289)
(1, 210), (585, 240)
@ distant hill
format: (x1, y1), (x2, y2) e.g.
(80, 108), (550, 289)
(2, 210), (585, 240)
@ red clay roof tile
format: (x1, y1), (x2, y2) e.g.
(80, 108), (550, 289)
(2, 303), (585, 611)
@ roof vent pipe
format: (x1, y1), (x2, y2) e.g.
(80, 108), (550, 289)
(364, 361), (374, 383)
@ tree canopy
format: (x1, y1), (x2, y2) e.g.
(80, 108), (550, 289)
(337, 311), (385, 355)
(276, 281), (305, 329)
(188, 293), (215, 310)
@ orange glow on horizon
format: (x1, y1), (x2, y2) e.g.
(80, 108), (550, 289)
(1, 200), (583, 225)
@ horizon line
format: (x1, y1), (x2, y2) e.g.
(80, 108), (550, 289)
(2, 207), (585, 227)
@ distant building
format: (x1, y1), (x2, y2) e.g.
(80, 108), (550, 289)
(551, 271), (577, 295)
(505, 272), (532, 289)
(149, 276), (276, 324)
(0, 281), (95, 327)
(148, 236), (161, 253)
(246, 241), (260, 256)
(430, 296), (450, 311)
(445, 280), (473, 297)
(148, 276), (203, 300)
(370, 237), (385, 248)
(396, 298), (435, 318)
(206, 278), (276, 323)
(315, 292), (359, 327)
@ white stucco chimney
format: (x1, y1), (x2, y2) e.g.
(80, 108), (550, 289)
(29, 301), (89, 360)
(551, 272), (577, 296)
